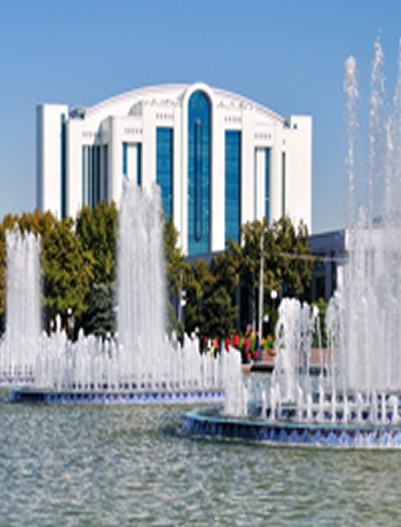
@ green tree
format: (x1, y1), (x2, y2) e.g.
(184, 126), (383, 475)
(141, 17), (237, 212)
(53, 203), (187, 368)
(201, 286), (237, 337)
(227, 216), (313, 331)
(76, 200), (118, 285)
(81, 283), (116, 339)
(162, 216), (185, 334)
(209, 246), (241, 298)
(42, 217), (94, 331)
(233, 218), (267, 330)
(182, 259), (214, 334)
(267, 217), (313, 298)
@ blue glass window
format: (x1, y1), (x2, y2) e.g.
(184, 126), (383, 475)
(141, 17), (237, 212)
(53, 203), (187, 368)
(122, 142), (128, 177)
(265, 148), (270, 224)
(156, 128), (173, 219)
(225, 131), (241, 244)
(188, 91), (211, 255)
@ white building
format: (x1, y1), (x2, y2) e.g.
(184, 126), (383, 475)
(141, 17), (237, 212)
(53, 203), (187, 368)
(36, 82), (312, 256)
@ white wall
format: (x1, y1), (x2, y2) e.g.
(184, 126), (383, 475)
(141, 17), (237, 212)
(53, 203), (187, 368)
(37, 84), (312, 254)
(36, 104), (69, 218)
(284, 115), (312, 231)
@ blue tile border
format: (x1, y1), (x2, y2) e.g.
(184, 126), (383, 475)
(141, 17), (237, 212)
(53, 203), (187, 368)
(9, 387), (225, 405)
(185, 408), (401, 448)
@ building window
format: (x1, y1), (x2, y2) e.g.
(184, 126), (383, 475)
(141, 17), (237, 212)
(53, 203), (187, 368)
(81, 145), (101, 208)
(102, 145), (108, 201)
(122, 142), (128, 177)
(123, 142), (142, 186)
(188, 91), (211, 255)
(156, 128), (173, 219)
(82, 145), (90, 206)
(265, 148), (270, 224)
(225, 130), (241, 244)
(93, 145), (101, 207)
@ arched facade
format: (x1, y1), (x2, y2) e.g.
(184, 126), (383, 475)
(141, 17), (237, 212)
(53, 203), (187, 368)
(37, 83), (312, 256)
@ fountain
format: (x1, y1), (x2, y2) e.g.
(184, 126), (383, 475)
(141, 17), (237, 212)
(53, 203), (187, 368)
(186, 37), (401, 447)
(0, 229), (41, 384)
(10, 182), (241, 404)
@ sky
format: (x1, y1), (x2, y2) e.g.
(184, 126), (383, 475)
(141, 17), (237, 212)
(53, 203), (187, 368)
(1, 0), (401, 234)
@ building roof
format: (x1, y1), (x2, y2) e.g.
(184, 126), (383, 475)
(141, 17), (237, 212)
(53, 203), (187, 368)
(80, 83), (285, 124)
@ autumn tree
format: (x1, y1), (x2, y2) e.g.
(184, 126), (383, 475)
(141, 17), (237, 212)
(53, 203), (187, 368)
(42, 217), (94, 331)
(76, 200), (118, 285)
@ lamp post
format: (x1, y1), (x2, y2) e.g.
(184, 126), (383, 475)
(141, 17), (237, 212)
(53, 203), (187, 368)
(258, 231), (264, 350)
(67, 307), (74, 339)
(270, 289), (277, 336)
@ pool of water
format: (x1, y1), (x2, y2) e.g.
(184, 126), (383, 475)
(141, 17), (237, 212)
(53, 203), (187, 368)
(0, 390), (400, 526)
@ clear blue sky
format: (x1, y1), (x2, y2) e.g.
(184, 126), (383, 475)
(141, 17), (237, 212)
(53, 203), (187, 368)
(1, 0), (400, 233)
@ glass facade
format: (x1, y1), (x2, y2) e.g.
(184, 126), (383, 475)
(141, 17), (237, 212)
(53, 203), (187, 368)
(265, 148), (270, 223)
(103, 145), (108, 200)
(82, 145), (101, 208)
(188, 91), (211, 255)
(122, 142), (128, 177)
(82, 146), (90, 206)
(93, 146), (101, 206)
(156, 128), (173, 219)
(136, 143), (142, 186)
(225, 130), (241, 244)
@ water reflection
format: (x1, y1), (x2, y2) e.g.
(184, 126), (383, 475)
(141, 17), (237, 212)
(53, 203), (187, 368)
(0, 399), (400, 526)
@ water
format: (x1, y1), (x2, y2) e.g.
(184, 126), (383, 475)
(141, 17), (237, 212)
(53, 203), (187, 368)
(3, 182), (237, 394)
(231, 38), (401, 424)
(0, 230), (41, 381)
(335, 37), (401, 394)
(0, 394), (400, 526)
(117, 182), (166, 381)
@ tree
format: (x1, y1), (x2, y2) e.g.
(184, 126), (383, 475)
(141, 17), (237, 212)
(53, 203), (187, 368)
(209, 247), (241, 298)
(201, 286), (237, 337)
(42, 217), (94, 331)
(227, 216), (314, 331)
(183, 259), (214, 334)
(163, 216), (185, 299)
(233, 218), (267, 331)
(81, 283), (116, 339)
(266, 217), (313, 298)
(76, 200), (118, 285)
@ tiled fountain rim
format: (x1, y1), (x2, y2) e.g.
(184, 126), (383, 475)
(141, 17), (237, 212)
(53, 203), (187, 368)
(9, 387), (225, 405)
(185, 407), (401, 448)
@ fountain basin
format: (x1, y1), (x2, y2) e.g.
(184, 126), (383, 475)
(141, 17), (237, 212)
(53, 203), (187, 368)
(10, 386), (224, 405)
(185, 407), (401, 448)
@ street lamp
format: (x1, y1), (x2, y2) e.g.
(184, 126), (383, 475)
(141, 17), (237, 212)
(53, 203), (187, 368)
(67, 307), (74, 339)
(270, 290), (278, 336)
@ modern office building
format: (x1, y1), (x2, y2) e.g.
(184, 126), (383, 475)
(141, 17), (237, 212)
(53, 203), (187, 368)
(36, 82), (312, 256)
